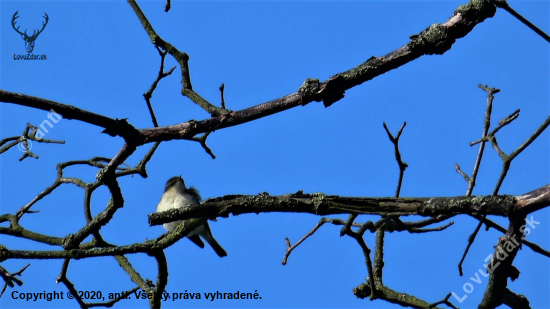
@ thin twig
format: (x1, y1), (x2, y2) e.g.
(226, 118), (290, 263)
(491, 109), (550, 195)
(458, 215), (485, 277)
(495, 0), (550, 43)
(466, 84), (499, 196)
(375, 122), (409, 284)
(346, 225), (376, 300)
(458, 85), (499, 276)
(454, 164), (470, 182)
(219, 83), (226, 109)
(282, 218), (328, 265)
(127, 0), (227, 117)
(0, 123), (64, 161)
(56, 259), (87, 308)
(382, 122), (408, 197)
(402, 215), (455, 229)
(469, 214), (550, 258)
(470, 109), (520, 146)
(0, 264), (29, 298)
(191, 132), (216, 159)
(151, 251), (168, 309)
(143, 46), (177, 128)
(428, 293), (459, 309)
(408, 221), (454, 233)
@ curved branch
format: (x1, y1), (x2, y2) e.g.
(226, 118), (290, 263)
(2, 0), (499, 147)
(0, 219), (203, 261)
(138, 0), (499, 143)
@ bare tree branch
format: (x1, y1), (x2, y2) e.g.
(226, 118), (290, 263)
(1, 1), (548, 308)
(0, 90), (141, 143)
(1, 0), (501, 148)
(143, 45), (176, 128)
(150, 192), (521, 225)
(354, 282), (445, 309)
(0, 264), (29, 298)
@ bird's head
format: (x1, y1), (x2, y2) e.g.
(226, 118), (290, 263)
(164, 176), (185, 192)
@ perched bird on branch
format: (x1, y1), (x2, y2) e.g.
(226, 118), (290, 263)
(156, 176), (227, 257)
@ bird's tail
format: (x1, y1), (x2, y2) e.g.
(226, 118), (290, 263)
(204, 236), (227, 257)
(199, 222), (228, 257)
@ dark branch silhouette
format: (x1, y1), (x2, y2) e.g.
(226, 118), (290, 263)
(1, 1), (549, 308)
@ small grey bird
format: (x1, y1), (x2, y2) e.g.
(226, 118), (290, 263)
(156, 176), (227, 257)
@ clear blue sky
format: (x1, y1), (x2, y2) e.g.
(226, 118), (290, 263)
(1, 1), (549, 308)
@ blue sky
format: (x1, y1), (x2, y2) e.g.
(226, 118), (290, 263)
(1, 1), (549, 308)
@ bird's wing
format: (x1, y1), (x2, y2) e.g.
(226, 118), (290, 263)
(187, 187), (202, 203)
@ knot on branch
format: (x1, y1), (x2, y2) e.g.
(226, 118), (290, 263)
(0, 244), (9, 262)
(290, 190), (304, 197)
(507, 265), (520, 281)
(96, 166), (117, 185)
(135, 164), (148, 178)
(312, 193), (328, 214)
(455, 0), (498, 24)
(298, 76), (347, 108)
(298, 78), (321, 104)
(62, 234), (77, 250)
(318, 74), (346, 108)
(96, 168), (108, 184)
(101, 118), (141, 145)
(447, 0), (498, 39)
(353, 283), (372, 299)
(380, 220), (392, 232)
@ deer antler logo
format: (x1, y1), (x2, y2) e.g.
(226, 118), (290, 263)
(11, 11), (49, 53)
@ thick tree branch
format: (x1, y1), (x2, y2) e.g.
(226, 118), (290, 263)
(479, 214), (526, 308)
(149, 191), (522, 226)
(502, 288), (531, 309)
(1, 0), (500, 148)
(354, 282), (444, 309)
(0, 90), (141, 144)
(0, 219), (203, 261)
(1, 1), (547, 308)
(138, 2), (499, 143)
(151, 251), (168, 309)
